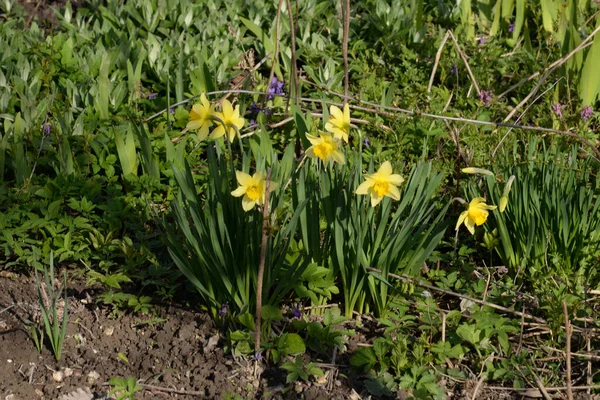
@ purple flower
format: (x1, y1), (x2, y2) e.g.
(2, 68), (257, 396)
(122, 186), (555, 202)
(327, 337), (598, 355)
(43, 124), (51, 135)
(551, 103), (565, 120)
(478, 90), (493, 106)
(254, 351), (262, 360)
(169, 107), (175, 114)
(218, 302), (229, 317)
(267, 77), (285, 100)
(451, 63), (458, 76)
(292, 304), (301, 319)
(249, 102), (262, 114)
(478, 37), (486, 46)
(148, 93), (158, 100)
(581, 106), (593, 122)
(508, 22), (515, 33)
(264, 108), (271, 116)
(250, 119), (256, 127)
(364, 138), (371, 147)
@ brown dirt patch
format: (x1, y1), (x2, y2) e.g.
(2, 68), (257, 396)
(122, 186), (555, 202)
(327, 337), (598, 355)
(0, 273), (359, 399)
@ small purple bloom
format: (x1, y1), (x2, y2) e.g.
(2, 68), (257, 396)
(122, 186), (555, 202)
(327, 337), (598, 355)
(508, 22), (515, 33)
(254, 351), (262, 360)
(451, 63), (458, 76)
(267, 77), (285, 100)
(148, 93), (158, 100)
(551, 103), (565, 120)
(292, 304), (301, 319)
(581, 106), (593, 122)
(364, 138), (371, 147)
(478, 90), (493, 106)
(264, 108), (271, 116)
(169, 107), (175, 114)
(249, 102), (262, 114)
(218, 302), (229, 317)
(250, 119), (256, 127)
(43, 124), (51, 135)
(478, 37), (486, 46)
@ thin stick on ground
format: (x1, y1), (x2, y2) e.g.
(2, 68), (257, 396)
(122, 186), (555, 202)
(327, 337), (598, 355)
(341, 0), (350, 103)
(263, 0), (284, 111)
(285, 0), (299, 107)
(563, 300), (573, 400)
(447, 30), (481, 96)
(254, 169), (272, 358)
(533, 375), (553, 400)
(427, 31), (450, 94)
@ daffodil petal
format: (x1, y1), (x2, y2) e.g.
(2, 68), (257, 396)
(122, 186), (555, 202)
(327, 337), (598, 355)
(464, 216), (476, 235)
(330, 105), (343, 120)
(200, 93), (210, 108)
(456, 211), (468, 231)
(242, 196), (256, 211)
(470, 197), (486, 207)
(355, 180), (373, 195)
(236, 170), (253, 186)
(210, 125), (225, 139)
(222, 100), (233, 117)
(371, 194), (383, 207)
(386, 185), (401, 200)
(186, 119), (204, 131)
(332, 151), (346, 165)
(388, 174), (405, 186)
(231, 186), (247, 197)
(378, 161), (393, 176)
(197, 124), (210, 141)
(306, 133), (320, 145)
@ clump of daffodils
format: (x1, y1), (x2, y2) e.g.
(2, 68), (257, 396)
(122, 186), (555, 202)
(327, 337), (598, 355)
(325, 104), (351, 143)
(455, 198), (497, 235)
(231, 171), (278, 212)
(186, 95), (245, 142)
(356, 161), (405, 207)
(211, 99), (245, 141)
(186, 94), (214, 141)
(305, 132), (346, 166)
(456, 167), (516, 235)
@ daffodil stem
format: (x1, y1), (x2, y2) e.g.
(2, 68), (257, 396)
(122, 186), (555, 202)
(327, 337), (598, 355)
(255, 168), (271, 357)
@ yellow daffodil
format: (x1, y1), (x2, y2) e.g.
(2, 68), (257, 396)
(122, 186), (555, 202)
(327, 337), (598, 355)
(231, 171), (278, 212)
(325, 103), (351, 143)
(355, 161), (405, 207)
(456, 197), (497, 235)
(305, 132), (346, 166)
(211, 99), (245, 141)
(186, 94), (214, 141)
(499, 175), (515, 213)
(461, 167), (495, 176)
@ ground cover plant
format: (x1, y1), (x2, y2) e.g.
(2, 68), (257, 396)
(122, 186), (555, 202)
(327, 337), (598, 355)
(1, 0), (600, 398)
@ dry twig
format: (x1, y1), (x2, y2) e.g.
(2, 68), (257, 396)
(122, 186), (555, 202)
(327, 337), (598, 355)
(563, 300), (573, 400)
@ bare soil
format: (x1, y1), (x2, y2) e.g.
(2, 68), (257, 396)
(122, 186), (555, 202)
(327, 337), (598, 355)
(0, 272), (361, 399)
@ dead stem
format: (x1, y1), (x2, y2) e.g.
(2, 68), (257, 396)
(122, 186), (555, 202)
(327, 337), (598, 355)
(563, 300), (573, 400)
(254, 169), (272, 357)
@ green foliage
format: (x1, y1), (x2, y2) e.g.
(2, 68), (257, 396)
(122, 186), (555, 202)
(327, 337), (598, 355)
(108, 377), (143, 400)
(280, 357), (324, 384)
(292, 308), (354, 356)
(33, 251), (68, 361)
(469, 140), (600, 284)
(165, 140), (309, 317)
(316, 157), (449, 318)
(228, 309), (306, 362)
